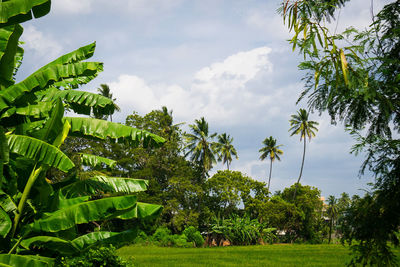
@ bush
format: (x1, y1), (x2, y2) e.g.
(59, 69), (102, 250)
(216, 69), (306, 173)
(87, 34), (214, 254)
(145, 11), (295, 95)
(183, 226), (204, 247)
(150, 227), (192, 247)
(59, 245), (131, 267)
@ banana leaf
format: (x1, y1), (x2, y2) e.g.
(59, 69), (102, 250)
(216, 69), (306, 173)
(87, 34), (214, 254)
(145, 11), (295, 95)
(60, 176), (148, 198)
(0, 254), (53, 267)
(0, 126), (9, 185)
(0, 190), (16, 213)
(3, 102), (53, 119)
(0, 207), (11, 238)
(6, 134), (74, 172)
(71, 229), (138, 251)
(36, 87), (116, 116)
(21, 236), (78, 255)
(30, 195), (137, 232)
(80, 153), (116, 168)
(117, 202), (163, 220)
(0, 62), (103, 112)
(0, 0), (51, 27)
(0, 25), (23, 89)
(65, 117), (165, 148)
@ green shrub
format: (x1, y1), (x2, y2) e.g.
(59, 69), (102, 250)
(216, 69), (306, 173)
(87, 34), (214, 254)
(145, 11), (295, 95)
(59, 245), (131, 267)
(183, 226), (204, 247)
(151, 227), (172, 246)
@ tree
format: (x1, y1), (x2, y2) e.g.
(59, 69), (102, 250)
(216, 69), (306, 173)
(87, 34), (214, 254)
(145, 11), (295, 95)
(184, 117), (217, 180)
(96, 84), (120, 121)
(280, 0), (400, 263)
(326, 195), (338, 244)
(259, 136), (283, 193)
(0, 3), (165, 265)
(214, 133), (238, 170)
(289, 109), (318, 200)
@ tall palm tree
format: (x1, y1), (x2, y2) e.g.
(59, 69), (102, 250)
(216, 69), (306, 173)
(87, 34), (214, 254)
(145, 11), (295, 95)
(327, 195), (338, 244)
(214, 133), (238, 170)
(289, 108), (319, 200)
(97, 84), (120, 122)
(259, 136), (283, 193)
(184, 117), (217, 180)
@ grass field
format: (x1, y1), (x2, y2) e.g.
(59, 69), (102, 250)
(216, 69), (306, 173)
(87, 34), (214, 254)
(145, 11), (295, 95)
(117, 244), (400, 267)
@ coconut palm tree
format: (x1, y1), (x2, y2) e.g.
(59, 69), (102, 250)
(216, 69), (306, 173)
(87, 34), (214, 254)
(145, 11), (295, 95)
(259, 136), (283, 193)
(327, 195), (338, 244)
(214, 133), (238, 170)
(96, 83), (120, 121)
(184, 117), (217, 180)
(289, 108), (319, 200)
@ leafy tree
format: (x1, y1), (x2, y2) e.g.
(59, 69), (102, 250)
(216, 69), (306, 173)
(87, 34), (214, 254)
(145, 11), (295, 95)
(259, 136), (283, 193)
(0, 3), (165, 265)
(280, 0), (400, 262)
(289, 108), (319, 200)
(214, 133), (238, 170)
(95, 84), (120, 121)
(326, 195), (338, 244)
(183, 117), (217, 180)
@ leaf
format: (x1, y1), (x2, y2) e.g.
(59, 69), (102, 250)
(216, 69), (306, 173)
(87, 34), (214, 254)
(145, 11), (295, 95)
(36, 87), (116, 116)
(80, 153), (116, 168)
(0, 0), (51, 27)
(21, 236), (78, 255)
(0, 254), (53, 267)
(117, 202), (163, 220)
(31, 99), (64, 144)
(71, 229), (138, 251)
(0, 25), (23, 89)
(7, 134), (74, 172)
(0, 207), (11, 238)
(340, 49), (349, 86)
(0, 62), (103, 112)
(11, 102), (53, 119)
(30, 195), (137, 232)
(65, 117), (165, 148)
(0, 190), (16, 213)
(60, 176), (148, 198)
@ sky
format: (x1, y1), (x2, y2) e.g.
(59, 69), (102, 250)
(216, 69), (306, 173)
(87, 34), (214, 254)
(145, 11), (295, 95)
(16, 0), (392, 198)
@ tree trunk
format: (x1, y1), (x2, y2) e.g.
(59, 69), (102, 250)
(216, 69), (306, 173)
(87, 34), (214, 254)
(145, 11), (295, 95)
(293, 137), (306, 201)
(267, 158), (273, 193)
(227, 161), (230, 171)
(328, 218), (333, 244)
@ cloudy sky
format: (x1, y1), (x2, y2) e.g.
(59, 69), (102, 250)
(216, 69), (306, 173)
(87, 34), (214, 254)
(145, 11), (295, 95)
(16, 0), (392, 198)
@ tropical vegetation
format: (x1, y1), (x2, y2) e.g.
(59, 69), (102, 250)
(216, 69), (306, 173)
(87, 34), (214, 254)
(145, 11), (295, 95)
(259, 136), (283, 193)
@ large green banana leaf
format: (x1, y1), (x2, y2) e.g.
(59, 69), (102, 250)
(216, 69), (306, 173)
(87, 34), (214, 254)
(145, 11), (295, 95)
(31, 99), (63, 144)
(0, 0), (51, 27)
(71, 229), (138, 250)
(65, 117), (165, 148)
(36, 87), (116, 116)
(0, 62), (103, 112)
(6, 134), (74, 172)
(0, 254), (53, 267)
(60, 176), (148, 198)
(79, 153), (117, 168)
(117, 202), (163, 220)
(0, 25), (22, 89)
(0, 207), (11, 238)
(37, 42), (96, 72)
(30, 195), (137, 232)
(2, 102), (53, 119)
(0, 126), (9, 184)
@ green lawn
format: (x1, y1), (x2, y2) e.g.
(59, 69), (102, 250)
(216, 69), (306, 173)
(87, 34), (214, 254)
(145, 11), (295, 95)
(118, 244), (400, 267)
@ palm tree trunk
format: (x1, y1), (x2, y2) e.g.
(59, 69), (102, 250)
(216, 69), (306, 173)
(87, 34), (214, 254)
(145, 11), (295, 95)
(267, 158), (273, 193)
(227, 161), (230, 171)
(328, 218), (333, 244)
(293, 137), (306, 201)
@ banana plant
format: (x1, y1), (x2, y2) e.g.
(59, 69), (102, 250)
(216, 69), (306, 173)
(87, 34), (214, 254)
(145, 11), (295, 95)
(0, 6), (165, 266)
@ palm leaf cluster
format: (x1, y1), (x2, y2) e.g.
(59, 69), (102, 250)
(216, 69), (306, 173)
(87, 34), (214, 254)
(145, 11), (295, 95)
(259, 136), (283, 193)
(0, 3), (165, 266)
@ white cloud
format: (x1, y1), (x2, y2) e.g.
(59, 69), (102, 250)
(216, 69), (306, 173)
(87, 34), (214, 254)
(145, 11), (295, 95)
(52, 0), (94, 14)
(111, 46), (276, 125)
(21, 26), (62, 61)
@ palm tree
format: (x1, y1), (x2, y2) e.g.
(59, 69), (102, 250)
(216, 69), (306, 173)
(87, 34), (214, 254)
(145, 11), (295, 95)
(327, 195), (338, 244)
(97, 84), (120, 121)
(184, 117), (217, 180)
(214, 133), (238, 170)
(289, 108), (319, 200)
(259, 136), (283, 193)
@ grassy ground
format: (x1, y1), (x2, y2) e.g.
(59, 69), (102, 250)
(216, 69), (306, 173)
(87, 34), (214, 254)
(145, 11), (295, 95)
(118, 244), (400, 267)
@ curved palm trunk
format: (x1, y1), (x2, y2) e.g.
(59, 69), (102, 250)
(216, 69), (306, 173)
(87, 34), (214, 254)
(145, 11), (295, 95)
(267, 158), (273, 193)
(227, 161), (230, 171)
(293, 137), (306, 201)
